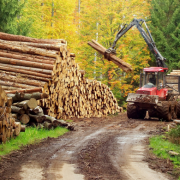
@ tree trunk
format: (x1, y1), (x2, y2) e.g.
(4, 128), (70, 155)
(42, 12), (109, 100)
(27, 98), (38, 109)
(0, 64), (52, 78)
(5, 87), (42, 94)
(11, 106), (25, 114)
(0, 51), (54, 64)
(14, 122), (21, 136)
(88, 40), (132, 72)
(0, 74), (45, 87)
(0, 40), (58, 58)
(0, 49), (56, 61)
(20, 125), (26, 132)
(19, 114), (30, 124)
(7, 41), (64, 51)
(0, 80), (36, 89)
(28, 114), (45, 123)
(0, 56), (53, 70)
(0, 32), (66, 44)
(8, 92), (48, 102)
(0, 71), (50, 82)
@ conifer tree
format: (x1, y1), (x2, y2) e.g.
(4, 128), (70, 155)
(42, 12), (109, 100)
(149, 0), (180, 70)
(0, 0), (30, 35)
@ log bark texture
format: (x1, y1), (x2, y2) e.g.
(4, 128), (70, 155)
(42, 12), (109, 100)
(88, 40), (133, 72)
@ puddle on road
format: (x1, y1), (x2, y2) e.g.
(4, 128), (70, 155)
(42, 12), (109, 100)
(117, 134), (147, 144)
(20, 162), (43, 180)
(20, 162), (84, 180)
(123, 145), (168, 180)
(59, 163), (84, 180)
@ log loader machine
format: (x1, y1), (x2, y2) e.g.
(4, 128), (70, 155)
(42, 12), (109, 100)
(106, 18), (180, 121)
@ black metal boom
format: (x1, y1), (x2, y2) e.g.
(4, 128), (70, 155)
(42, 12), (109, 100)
(108, 18), (167, 68)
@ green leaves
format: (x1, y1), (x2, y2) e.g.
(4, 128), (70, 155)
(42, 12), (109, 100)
(149, 0), (180, 71)
(0, 0), (29, 35)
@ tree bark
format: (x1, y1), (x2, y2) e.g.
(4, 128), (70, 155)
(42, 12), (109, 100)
(0, 51), (54, 64)
(14, 122), (21, 136)
(0, 56), (53, 70)
(0, 80), (36, 89)
(8, 92), (48, 102)
(43, 122), (53, 130)
(28, 114), (45, 123)
(0, 40), (58, 58)
(2, 86), (22, 90)
(20, 125), (26, 132)
(0, 32), (65, 44)
(5, 87), (42, 94)
(0, 74), (45, 87)
(0, 49), (56, 61)
(88, 40), (133, 72)
(0, 71), (50, 82)
(11, 106), (25, 114)
(6, 41), (64, 51)
(0, 64), (52, 77)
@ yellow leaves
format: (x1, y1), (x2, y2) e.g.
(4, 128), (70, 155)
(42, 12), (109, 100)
(23, 0), (78, 50)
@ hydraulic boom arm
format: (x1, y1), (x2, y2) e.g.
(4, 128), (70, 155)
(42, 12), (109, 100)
(108, 18), (167, 68)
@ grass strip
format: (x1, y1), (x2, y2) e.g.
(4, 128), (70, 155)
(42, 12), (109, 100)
(150, 135), (180, 167)
(0, 127), (69, 157)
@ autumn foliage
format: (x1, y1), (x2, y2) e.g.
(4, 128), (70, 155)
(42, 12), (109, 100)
(4, 0), (153, 106)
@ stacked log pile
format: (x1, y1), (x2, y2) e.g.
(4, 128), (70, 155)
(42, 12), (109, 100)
(8, 92), (74, 130)
(0, 86), (25, 143)
(0, 32), (67, 94)
(166, 70), (180, 93)
(39, 46), (123, 119)
(0, 32), (122, 120)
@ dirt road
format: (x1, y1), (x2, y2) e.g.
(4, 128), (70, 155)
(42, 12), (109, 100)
(0, 113), (174, 180)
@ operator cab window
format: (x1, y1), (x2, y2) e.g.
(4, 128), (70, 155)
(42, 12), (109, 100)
(143, 72), (156, 88)
(158, 72), (164, 89)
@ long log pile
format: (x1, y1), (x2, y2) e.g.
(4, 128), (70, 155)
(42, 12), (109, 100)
(39, 46), (123, 119)
(0, 32), (122, 121)
(8, 92), (74, 130)
(0, 86), (25, 143)
(166, 70), (180, 93)
(0, 32), (67, 93)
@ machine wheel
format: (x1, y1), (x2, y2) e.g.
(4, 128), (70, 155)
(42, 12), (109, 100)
(148, 109), (157, 118)
(171, 101), (177, 119)
(157, 101), (172, 121)
(177, 101), (180, 118)
(127, 103), (139, 119)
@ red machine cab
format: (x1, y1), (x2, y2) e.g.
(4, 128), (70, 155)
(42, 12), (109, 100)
(137, 67), (168, 99)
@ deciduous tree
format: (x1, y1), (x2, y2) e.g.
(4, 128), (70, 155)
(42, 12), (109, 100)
(77, 0), (151, 105)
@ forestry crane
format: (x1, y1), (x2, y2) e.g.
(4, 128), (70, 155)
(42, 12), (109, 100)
(107, 18), (180, 121)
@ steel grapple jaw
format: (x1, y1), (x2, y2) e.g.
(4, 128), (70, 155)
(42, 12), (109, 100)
(104, 48), (116, 61)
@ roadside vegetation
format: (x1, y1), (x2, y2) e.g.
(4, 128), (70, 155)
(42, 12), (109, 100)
(149, 125), (180, 178)
(0, 127), (68, 158)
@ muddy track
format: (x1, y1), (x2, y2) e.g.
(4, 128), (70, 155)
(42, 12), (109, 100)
(0, 114), (174, 180)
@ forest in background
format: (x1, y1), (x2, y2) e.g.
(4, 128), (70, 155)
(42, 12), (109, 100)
(1, 0), (180, 107)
